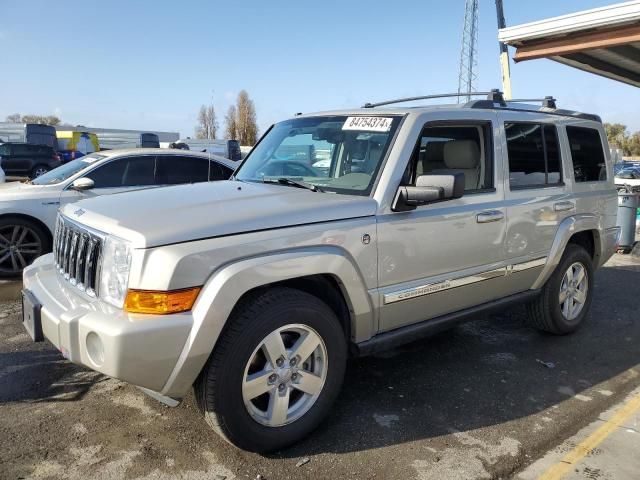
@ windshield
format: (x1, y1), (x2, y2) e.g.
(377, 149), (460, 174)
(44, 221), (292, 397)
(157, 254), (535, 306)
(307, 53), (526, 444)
(32, 153), (106, 185)
(235, 115), (402, 195)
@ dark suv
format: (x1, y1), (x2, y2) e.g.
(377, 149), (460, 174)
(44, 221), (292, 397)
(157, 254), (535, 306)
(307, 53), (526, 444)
(0, 142), (61, 178)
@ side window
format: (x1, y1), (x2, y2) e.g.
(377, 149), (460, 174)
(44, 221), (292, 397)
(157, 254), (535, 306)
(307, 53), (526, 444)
(209, 161), (232, 181)
(86, 156), (155, 188)
(13, 144), (29, 155)
(0, 144), (10, 155)
(156, 155), (209, 184)
(505, 123), (563, 188)
(405, 124), (493, 192)
(566, 126), (607, 182)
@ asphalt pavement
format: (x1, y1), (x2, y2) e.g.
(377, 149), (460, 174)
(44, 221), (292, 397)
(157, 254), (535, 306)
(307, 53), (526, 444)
(1, 253), (639, 480)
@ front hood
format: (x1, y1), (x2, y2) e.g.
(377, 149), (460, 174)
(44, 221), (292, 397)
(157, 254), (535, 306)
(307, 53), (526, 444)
(62, 181), (377, 247)
(0, 181), (55, 201)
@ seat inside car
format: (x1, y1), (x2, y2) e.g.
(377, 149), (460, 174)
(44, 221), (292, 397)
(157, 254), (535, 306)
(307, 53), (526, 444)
(432, 139), (481, 190)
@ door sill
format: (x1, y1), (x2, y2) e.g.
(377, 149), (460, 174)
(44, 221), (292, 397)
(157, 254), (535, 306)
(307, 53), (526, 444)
(353, 289), (540, 356)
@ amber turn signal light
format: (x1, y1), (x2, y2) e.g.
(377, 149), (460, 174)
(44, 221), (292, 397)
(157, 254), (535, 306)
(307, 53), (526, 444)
(124, 287), (201, 314)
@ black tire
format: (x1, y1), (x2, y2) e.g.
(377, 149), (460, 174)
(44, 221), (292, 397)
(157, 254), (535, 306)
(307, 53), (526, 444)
(0, 217), (51, 278)
(194, 287), (347, 452)
(527, 244), (594, 334)
(30, 164), (50, 178)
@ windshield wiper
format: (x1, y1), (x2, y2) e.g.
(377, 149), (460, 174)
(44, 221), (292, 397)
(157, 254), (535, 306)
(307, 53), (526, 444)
(263, 177), (323, 192)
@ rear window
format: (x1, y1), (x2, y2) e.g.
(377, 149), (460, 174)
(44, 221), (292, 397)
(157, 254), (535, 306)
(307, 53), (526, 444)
(0, 144), (9, 155)
(566, 126), (607, 182)
(505, 123), (562, 188)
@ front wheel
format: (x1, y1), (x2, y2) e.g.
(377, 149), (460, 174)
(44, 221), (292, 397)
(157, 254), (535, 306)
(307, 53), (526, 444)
(194, 287), (347, 452)
(31, 165), (50, 178)
(0, 218), (50, 277)
(527, 244), (594, 334)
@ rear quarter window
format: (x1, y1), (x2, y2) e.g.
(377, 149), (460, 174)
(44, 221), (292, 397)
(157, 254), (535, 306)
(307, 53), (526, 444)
(566, 126), (607, 182)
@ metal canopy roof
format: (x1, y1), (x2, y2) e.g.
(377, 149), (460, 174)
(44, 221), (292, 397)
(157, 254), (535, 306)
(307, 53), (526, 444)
(498, 1), (640, 88)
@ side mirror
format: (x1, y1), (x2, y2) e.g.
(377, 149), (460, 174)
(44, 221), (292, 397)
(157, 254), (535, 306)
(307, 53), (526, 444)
(70, 177), (95, 191)
(392, 173), (464, 212)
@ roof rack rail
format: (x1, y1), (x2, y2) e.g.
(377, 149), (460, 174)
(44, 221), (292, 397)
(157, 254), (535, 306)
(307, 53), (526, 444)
(362, 90), (503, 108)
(507, 96), (557, 109)
(465, 93), (602, 122)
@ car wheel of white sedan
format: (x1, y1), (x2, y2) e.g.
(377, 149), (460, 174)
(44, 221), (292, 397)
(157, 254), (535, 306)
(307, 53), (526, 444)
(0, 218), (50, 277)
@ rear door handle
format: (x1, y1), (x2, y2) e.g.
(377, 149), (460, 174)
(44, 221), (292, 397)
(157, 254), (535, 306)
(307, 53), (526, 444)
(554, 201), (575, 212)
(476, 210), (504, 223)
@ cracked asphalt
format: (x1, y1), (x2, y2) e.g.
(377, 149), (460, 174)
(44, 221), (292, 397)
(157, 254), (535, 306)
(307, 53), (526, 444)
(1, 254), (639, 480)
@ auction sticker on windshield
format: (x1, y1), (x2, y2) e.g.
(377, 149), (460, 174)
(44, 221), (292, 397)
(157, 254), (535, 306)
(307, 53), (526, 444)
(342, 117), (393, 132)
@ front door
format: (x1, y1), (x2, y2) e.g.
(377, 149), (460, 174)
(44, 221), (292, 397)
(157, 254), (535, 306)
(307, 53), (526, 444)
(377, 113), (510, 332)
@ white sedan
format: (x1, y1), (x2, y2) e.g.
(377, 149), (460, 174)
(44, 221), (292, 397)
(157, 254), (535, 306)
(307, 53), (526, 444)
(0, 148), (235, 276)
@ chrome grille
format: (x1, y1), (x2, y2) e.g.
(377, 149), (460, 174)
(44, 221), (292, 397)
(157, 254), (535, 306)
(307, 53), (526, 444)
(53, 216), (102, 296)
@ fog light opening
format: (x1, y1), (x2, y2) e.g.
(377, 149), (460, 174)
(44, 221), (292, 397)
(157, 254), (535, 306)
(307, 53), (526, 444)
(86, 332), (105, 367)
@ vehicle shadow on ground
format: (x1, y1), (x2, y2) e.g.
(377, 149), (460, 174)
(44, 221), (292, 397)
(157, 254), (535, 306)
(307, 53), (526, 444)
(272, 264), (640, 457)
(0, 348), (107, 404)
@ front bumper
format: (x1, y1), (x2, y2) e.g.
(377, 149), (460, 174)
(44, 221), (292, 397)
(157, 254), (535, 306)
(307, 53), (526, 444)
(23, 253), (193, 395)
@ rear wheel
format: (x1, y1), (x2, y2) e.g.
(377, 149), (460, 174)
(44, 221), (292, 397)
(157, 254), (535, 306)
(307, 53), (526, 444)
(31, 165), (49, 178)
(527, 244), (594, 334)
(0, 218), (50, 277)
(194, 287), (347, 452)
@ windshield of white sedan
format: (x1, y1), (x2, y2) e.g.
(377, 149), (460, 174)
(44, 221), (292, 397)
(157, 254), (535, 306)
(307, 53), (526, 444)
(32, 154), (106, 185)
(235, 115), (402, 195)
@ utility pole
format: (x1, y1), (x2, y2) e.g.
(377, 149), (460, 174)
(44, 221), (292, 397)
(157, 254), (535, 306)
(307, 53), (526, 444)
(495, 0), (512, 99)
(457, 0), (479, 103)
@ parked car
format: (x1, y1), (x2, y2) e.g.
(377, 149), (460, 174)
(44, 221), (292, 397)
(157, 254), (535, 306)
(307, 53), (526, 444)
(0, 149), (234, 276)
(23, 92), (619, 453)
(0, 142), (61, 178)
(614, 166), (640, 187)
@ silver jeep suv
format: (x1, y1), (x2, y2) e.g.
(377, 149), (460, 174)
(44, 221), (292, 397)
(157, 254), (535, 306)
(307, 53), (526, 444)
(22, 91), (620, 452)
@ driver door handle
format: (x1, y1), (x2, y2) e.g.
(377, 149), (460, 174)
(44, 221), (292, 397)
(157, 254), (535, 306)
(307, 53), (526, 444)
(476, 210), (504, 223)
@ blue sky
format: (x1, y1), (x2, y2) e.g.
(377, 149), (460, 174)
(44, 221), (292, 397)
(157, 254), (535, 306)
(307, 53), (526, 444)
(1, 0), (638, 137)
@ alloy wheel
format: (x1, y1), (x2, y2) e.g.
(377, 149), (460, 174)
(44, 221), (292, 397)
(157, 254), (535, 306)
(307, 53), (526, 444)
(0, 225), (43, 274)
(559, 262), (588, 321)
(33, 167), (48, 177)
(242, 324), (328, 427)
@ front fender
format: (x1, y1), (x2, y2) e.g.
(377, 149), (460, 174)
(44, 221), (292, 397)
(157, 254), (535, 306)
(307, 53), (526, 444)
(531, 214), (605, 290)
(160, 247), (374, 397)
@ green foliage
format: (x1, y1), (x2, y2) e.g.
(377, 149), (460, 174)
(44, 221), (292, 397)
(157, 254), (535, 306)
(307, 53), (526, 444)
(604, 123), (640, 157)
(5, 113), (61, 125)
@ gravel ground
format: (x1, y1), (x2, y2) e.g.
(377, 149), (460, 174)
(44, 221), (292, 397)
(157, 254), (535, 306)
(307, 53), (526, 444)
(1, 254), (639, 480)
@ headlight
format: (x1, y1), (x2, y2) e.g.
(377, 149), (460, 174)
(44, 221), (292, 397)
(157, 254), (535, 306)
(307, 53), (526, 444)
(99, 236), (132, 308)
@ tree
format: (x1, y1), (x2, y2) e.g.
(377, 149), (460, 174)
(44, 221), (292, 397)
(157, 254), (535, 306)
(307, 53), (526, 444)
(235, 90), (258, 145)
(4, 113), (61, 125)
(604, 123), (629, 151)
(224, 105), (238, 140)
(627, 132), (640, 157)
(195, 105), (218, 140)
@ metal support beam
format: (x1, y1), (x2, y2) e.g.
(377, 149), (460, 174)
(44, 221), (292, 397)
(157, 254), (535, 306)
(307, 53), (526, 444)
(513, 24), (640, 62)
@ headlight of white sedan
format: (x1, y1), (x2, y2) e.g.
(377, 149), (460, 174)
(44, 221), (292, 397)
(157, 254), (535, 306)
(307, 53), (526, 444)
(99, 236), (132, 308)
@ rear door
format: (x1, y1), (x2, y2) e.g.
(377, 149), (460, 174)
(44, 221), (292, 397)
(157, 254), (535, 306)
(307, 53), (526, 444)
(155, 155), (211, 185)
(498, 111), (571, 292)
(8, 144), (32, 173)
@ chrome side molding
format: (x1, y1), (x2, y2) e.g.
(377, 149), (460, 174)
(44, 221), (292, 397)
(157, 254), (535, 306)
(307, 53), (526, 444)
(383, 257), (546, 305)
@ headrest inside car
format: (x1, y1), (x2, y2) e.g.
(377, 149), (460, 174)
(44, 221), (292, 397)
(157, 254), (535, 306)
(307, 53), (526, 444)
(443, 140), (480, 169)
